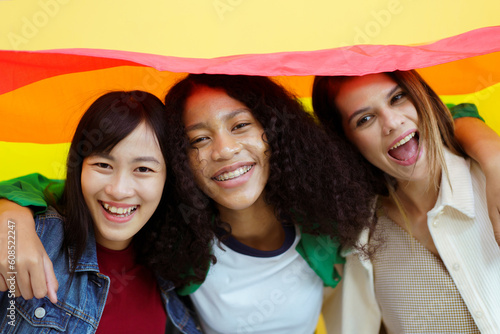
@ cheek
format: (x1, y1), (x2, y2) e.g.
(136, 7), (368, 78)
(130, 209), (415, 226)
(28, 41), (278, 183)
(259, 141), (270, 157)
(358, 147), (379, 167)
(188, 150), (210, 181)
(347, 133), (381, 164)
(187, 153), (219, 198)
(344, 129), (364, 152)
(253, 132), (271, 161)
(257, 137), (271, 176)
(262, 147), (271, 174)
(80, 167), (94, 202)
(187, 150), (201, 169)
(144, 172), (167, 202)
(153, 173), (167, 197)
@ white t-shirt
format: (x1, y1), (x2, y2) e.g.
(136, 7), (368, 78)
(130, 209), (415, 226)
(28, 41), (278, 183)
(190, 224), (323, 334)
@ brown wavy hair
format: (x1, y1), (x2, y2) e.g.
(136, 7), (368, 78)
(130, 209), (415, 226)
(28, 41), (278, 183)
(163, 74), (378, 257)
(312, 70), (464, 197)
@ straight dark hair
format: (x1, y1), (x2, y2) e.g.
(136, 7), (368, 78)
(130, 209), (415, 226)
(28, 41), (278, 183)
(59, 91), (170, 273)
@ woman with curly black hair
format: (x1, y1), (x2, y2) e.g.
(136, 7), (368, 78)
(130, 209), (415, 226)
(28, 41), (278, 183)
(162, 74), (378, 333)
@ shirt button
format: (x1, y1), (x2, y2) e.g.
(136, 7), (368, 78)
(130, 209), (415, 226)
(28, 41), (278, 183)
(475, 310), (483, 318)
(432, 220), (439, 227)
(34, 307), (46, 319)
(453, 263), (460, 271)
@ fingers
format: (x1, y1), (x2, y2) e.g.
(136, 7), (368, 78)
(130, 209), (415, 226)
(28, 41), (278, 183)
(44, 254), (58, 304)
(0, 257), (58, 303)
(0, 272), (18, 298)
(16, 267), (35, 300)
(30, 258), (49, 300)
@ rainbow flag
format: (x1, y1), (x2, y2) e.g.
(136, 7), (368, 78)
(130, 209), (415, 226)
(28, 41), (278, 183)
(1, 0), (500, 181)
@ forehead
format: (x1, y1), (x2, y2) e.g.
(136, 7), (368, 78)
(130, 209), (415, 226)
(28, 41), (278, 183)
(336, 73), (395, 99)
(334, 73), (397, 113)
(183, 86), (249, 126)
(110, 122), (162, 154)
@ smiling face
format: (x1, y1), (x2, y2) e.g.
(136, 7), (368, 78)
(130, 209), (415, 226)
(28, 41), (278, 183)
(183, 86), (270, 213)
(81, 122), (167, 250)
(334, 73), (429, 182)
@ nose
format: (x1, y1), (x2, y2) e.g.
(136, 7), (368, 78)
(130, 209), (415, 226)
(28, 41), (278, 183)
(211, 132), (242, 161)
(380, 108), (405, 135)
(104, 171), (134, 199)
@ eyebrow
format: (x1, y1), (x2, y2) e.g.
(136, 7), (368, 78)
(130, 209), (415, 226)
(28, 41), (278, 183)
(347, 84), (401, 125)
(132, 157), (162, 165)
(386, 85), (400, 100)
(185, 108), (251, 132)
(92, 153), (162, 165)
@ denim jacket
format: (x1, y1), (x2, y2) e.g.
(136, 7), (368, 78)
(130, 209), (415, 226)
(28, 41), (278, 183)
(0, 209), (202, 333)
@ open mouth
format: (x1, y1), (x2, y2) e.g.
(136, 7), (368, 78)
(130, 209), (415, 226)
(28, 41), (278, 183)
(212, 165), (254, 181)
(388, 131), (419, 161)
(100, 202), (138, 217)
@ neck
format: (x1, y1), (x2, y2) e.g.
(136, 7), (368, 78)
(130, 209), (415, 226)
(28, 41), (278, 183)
(385, 168), (441, 221)
(217, 195), (284, 251)
(398, 180), (438, 215)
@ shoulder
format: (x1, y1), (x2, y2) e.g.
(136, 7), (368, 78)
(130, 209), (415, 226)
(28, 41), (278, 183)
(34, 206), (64, 227)
(468, 159), (488, 209)
(448, 153), (486, 197)
(443, 150), (484, 193)
(34, 207), (66, 249)
(468, 158), (485, 182)
(297, 231), (345, 287)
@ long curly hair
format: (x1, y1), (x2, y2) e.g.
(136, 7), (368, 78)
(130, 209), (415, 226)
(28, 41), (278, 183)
(164, 74), (378, 254)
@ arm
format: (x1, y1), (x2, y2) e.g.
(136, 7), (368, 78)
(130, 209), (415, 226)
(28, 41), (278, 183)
(451, 104), (500, 245)
(0, 174), (64, 303)
(0, 173), (64, 214)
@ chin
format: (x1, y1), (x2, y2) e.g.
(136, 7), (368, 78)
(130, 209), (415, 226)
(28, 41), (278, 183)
(218, 195), (261, 212)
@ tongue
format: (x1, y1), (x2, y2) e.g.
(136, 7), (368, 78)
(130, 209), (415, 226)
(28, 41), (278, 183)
(389, 137), (418, 161)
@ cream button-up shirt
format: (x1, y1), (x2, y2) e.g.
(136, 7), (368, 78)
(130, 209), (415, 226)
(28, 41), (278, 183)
(322, 150), (500, 334)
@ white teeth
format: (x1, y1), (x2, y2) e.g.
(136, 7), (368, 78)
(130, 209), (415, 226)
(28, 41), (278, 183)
(102, 203), (137, 216)
(390, 132), (416, 150)
(214, 165), (253, 181)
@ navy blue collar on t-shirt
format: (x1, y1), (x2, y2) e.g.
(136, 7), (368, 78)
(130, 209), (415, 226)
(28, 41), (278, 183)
(219, 224), (296, 258)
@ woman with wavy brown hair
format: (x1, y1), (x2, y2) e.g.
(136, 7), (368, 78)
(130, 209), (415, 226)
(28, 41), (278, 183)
(313, 70), (500, 333)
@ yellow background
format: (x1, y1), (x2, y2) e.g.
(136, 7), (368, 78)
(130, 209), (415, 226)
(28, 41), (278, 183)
(1, 0), (500, 57)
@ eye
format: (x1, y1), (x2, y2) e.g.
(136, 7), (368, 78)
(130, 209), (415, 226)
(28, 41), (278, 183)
(94, 162), (111, 169)
(135, 166), (154, 173)
(391, 91), (407, 104)
(355, 114), (373, 127)
(190, 136), (209, 146)
(232, 122), (250, 131)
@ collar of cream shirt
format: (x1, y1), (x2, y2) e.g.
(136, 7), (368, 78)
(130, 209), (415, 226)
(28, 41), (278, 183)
(343, 148), (476, 259)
